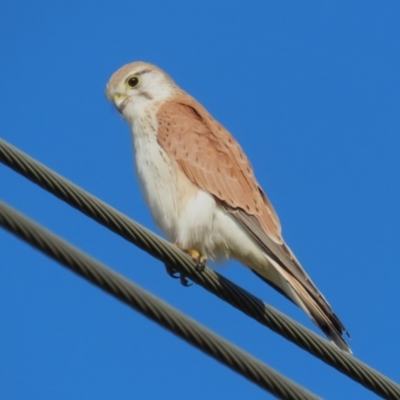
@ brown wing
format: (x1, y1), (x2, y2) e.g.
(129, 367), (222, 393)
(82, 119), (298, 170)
(157, 94), (350, 350)
(157, 95), (329, 300)
(156, 94), (328, 304)
(157, 94), (282, 243)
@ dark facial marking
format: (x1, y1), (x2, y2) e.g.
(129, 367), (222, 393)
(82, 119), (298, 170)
(140, 91), (153, 100)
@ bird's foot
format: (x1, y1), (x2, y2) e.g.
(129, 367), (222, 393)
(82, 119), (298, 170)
(164, 246), (207, 287)
(164, 263), (180, 279)
(185, 248), (207, 272)
(164, 264), (192, 287)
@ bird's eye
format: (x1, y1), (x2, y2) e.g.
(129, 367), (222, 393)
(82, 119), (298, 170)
(126, 76), (140, 88)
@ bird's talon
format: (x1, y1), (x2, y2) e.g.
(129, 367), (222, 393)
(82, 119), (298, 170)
(186, 248), (207, 271)
(165, 263), (192, 286)
(195, 256), (207, 271)
(180, 275), (192, 287)
(165, 264), (180, 279)
(196, 256), (207, 272)
(165, 246), (204, 285)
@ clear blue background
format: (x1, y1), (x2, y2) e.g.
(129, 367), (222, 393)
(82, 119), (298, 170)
(1, 1), (399, 399)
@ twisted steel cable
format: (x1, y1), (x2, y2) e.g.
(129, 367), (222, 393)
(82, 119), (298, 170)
(0, 200), (320, 400)
(1, 138), (400, 399)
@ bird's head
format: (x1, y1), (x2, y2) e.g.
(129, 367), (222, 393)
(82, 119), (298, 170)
(106, 62), (177, 116)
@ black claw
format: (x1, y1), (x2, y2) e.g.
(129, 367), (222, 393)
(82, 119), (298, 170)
(165, 264), (180, 279)
(165, 264), (192, 286)
(194, 257), (207, 272)
(180, 275), (193, 287)
(195, 263), (205, 272)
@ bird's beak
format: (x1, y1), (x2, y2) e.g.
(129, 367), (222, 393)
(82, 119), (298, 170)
(113, 93), (128, 114)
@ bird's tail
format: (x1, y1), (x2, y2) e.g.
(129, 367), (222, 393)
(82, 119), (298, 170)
(254, 260), (351, 354)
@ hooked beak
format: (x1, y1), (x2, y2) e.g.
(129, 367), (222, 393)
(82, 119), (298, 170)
(113, 94), (129, 114)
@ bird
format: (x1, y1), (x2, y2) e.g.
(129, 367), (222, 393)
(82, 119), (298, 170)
(106, 61), (351, 353)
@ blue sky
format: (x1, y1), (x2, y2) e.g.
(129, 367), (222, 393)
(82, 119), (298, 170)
(1, 1), (400, 398)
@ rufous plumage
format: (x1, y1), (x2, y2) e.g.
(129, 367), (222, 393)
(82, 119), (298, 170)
(106, 62), (350, 352)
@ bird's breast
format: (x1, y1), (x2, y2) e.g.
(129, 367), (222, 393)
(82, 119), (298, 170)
(131, 119), (200, 243)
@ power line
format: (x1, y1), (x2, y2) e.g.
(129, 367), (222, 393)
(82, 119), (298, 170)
(1, 137), (400, 399)
(0, 200), (321, 400)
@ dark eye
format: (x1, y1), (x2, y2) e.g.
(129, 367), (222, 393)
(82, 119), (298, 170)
(126, 76), (140, 88)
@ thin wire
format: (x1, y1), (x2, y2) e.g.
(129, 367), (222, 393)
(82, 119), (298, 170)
(0, 200), (321, 400)
(1, 137), (400, 399)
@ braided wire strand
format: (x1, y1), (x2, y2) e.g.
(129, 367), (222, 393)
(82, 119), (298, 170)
(0, 200), (321, 400)
(1, 138), (400, 399)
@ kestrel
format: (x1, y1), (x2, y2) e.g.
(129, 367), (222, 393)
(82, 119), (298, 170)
(106, 62), (350, 353)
